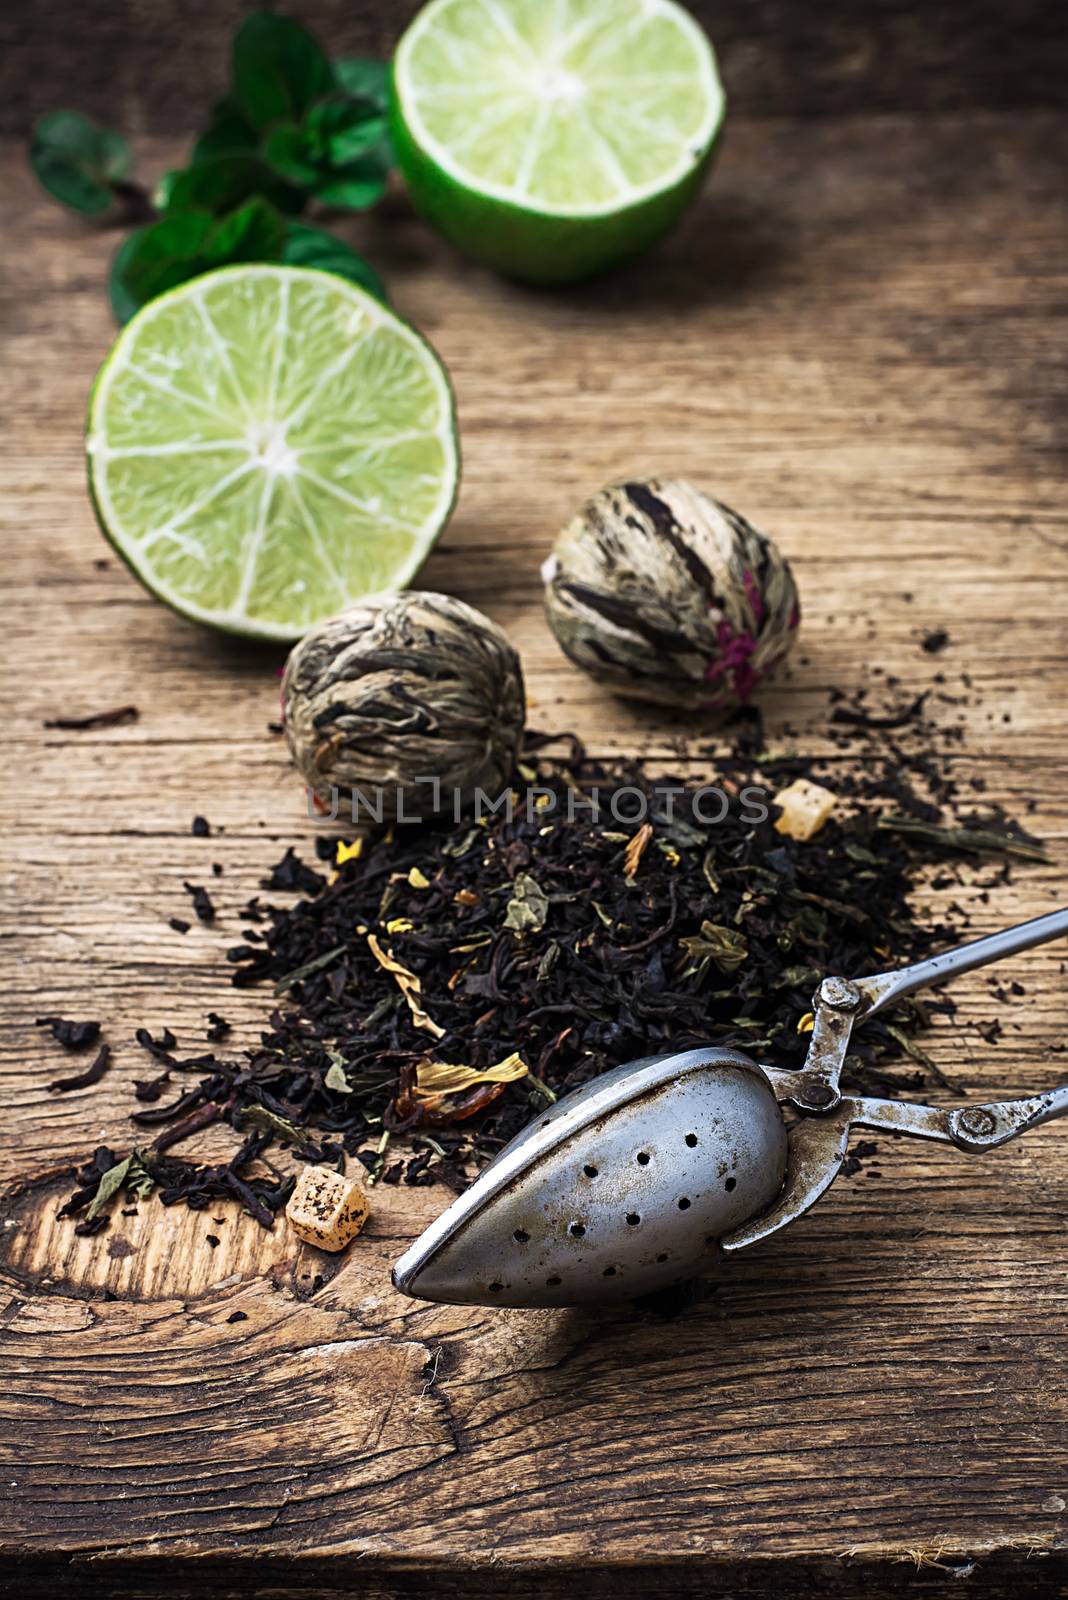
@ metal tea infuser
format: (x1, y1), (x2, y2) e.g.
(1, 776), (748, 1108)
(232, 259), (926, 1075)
(393, 908), (1068, 1308)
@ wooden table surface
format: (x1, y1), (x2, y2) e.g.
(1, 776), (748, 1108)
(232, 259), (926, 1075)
(3, 33), (1068, 1599)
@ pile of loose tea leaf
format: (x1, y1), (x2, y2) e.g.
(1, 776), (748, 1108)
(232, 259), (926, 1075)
(58, 694), (1047, 1234)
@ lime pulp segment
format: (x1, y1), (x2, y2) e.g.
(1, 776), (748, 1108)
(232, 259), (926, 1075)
(87, 265), (459, 640)
(393, 0), (724, 217)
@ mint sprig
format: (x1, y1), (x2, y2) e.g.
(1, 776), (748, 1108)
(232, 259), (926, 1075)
(28, 11), (393, 322)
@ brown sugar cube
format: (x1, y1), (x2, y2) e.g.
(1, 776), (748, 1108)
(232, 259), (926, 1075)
(772, 778), (837, 842)
(286, 1165), (370, 1252)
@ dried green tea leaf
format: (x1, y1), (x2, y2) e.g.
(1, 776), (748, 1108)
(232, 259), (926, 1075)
(679, 919), (749, 973)
(537, 941), (561, 981)
(443, 827), (483, 859)
(876, 815), (1051, 862)
(127, 1150), (156, 1200)
(275, 944), (347, 994)
(85, 1155), (132, 1221)
(504, 873), (549, 934)
(325, 1052), (352, 1094)
(776, 964), (823, 990)
(240, 1104), (308, 1145)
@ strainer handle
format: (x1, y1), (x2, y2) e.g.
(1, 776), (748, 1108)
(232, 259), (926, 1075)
(857, 906), (1068, 1019)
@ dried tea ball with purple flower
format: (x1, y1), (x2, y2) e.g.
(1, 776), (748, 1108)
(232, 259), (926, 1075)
(542, 479), (800, 710)
(282, 592), (525, 822)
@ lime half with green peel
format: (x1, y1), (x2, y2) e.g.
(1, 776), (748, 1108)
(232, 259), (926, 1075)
(87, 264), (459, 640)
(391, 0), (725, 284)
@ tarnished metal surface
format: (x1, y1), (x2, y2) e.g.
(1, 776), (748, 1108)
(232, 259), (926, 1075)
(393, 1049), (788, 1307)
(394, 909), (1068, 1307)
(855, 906), (1068, 1018)
(723, 1082), (1068, 1251)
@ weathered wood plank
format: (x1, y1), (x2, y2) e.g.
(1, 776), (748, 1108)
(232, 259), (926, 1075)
(4, 0), (1068, 136)
(1, 98), (1067, 1596)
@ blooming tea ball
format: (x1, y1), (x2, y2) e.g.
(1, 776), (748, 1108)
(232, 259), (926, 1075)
(282, 592), (525, 821)
(542, 479), (800, 710)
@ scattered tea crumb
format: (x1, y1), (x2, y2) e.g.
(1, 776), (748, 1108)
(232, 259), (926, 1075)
(184, 883), (216, 924)
(206, 1012), (231, 1042)
(227, 1310), (248, 1323)
(36, 1016), (100, 1050)
(922, 629), (950, 655)
(43, 705), (139, 731)
(192, 815), (211, 837)
(49, 1043), (111, 1093)
(169, 917), (191, 935)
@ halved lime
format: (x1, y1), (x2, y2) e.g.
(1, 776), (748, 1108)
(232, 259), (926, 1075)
(86, 264), (459, 640)
(391, 0), (725, 284)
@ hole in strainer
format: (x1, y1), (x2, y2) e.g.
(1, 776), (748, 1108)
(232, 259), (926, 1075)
(603, 1266), (617, 1277)
(626, 1212), (640, 1226)
(685, 1132), (698, 1147)
(488, 1281), (503, 1293)
(678, 1197), (691, 1211)
(569, 1222), (586, 1238)
(546, 1275), (561, 1287)
(636, 1151), (651, 1166)
(513, 1229), (529, 1243)
(583, 1163), (598, 1178)
(724, 1177), (737, 1192)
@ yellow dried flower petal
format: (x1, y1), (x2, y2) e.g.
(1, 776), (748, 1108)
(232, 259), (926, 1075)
(335, 838), (364, 866)
(414, 1051), (528, 1100)
(386, 916), (415, 935)
(366, 934), (444, 1039)
(797, 1011), (815, 1034)
(408, 866), (431, 889)
(623, 821), (654, 880)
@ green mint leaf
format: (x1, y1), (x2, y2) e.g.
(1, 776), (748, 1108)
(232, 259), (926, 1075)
(327, 117), (388, 166)
(333, 58), (390, 110)
(30, 110), (130, 216)
(232, 12), (334, 130)
(261, 122), (321, 189)
(305, 98), (388, 166)
(314, 163), (389, 211)
(110, 200), (289, 322)
(109, 210), (216, 320)
(263, 99), (391, 212)
(191, 96), (259, 164)
(159, 153), (304, 217)
(204, 197), (286, 264)
(281, 221), (388, 302)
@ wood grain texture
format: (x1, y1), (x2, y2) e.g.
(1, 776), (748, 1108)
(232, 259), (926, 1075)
(3, 0), (1068, 136)
(2, 92), (1068, 1599)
